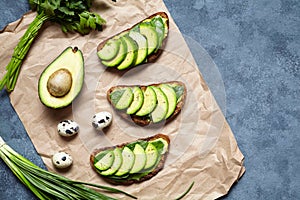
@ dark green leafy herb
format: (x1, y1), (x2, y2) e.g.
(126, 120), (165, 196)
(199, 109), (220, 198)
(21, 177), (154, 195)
(0, 0), (106, 92)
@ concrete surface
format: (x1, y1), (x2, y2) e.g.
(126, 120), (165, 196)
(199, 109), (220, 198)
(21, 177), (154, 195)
(0, 0), (299, 199)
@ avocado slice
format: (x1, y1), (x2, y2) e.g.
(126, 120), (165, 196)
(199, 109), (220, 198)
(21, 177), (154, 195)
(115, 147), (135, 176)
(128, 31), (148, 66)
(139, 23), (158, 56)
(126, 87), (144, 115)
(94, 150), (115, 171)
(151, 17), (165, 51)
(144, 143), (158, 170)
(102, 37), (127, 67)
(150, 86), (168, 123)
(135, 86), (157, 117)
(38, 47), (84, 109)
(110, 88), (125, 106)
(100, 148), (123, 176)
(114, 87), (134, 110)
(117, 35), (138, 70)
(159, 84), (177, 119)
(97, 38), (120, 61)
(129, 144), (146, 174)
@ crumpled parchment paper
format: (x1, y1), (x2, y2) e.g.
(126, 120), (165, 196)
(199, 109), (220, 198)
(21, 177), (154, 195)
(0, 0), (245, 199)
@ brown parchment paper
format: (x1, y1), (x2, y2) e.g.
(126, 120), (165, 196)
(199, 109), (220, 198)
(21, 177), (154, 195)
(0, 0), (245, 199)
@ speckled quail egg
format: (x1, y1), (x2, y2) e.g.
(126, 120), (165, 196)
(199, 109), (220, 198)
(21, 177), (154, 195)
(92, 111), (112, 130)
(57, 120), (79, 137)
(52, 152), (73, 169)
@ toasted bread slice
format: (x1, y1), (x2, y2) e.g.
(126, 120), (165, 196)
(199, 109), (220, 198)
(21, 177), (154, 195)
(97, 12), (169, 69)
(107, 81), (186, 126)
(90, 133), (170, 185)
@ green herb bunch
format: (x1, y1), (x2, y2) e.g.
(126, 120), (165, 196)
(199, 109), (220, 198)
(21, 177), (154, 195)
(29, 0), (106, 34)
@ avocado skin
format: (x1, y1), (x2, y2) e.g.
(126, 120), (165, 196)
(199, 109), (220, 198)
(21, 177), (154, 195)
(38, 47), (84, 109)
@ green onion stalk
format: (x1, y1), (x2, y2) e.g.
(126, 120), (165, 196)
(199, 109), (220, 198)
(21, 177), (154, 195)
(0, 136), (136, 200)
(0, 0), (106, 92)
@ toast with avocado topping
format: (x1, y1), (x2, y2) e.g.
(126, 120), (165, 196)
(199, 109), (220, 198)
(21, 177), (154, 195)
(107, 81), (186, 126)
(90, 134), (170, 185)
(97, 12), (169, 70)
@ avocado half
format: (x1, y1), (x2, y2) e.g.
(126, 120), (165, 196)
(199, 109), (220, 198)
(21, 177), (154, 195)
(38, 47), (84, 109)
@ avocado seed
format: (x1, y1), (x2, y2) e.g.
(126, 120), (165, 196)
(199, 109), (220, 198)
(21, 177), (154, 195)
(47, 68), (72, 97)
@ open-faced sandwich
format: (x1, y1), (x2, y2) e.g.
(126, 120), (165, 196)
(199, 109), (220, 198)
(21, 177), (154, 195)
(90, 134), (170, 185)
(97, 12), (169, 70)
(107, 81), (186, 126)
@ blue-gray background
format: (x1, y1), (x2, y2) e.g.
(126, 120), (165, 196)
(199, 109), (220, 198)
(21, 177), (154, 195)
(0, 0), (299, 199)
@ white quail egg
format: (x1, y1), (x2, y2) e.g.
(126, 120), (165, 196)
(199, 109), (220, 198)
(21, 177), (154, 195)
(92, 111), (112, 130)
(52, 152), (73, 169)
(57, 120), (79, 137)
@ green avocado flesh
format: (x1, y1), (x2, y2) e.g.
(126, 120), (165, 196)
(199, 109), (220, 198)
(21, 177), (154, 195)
(117, 35), (138, 70)
(38, 47), (84, 109)
(97, 38), (120, 61)
(101, 37), (127, 67)
(111, 87), (134, 110)
(94, 150), (114, 171)
(108, 82), (184, 124)
(139, 23), (158, 56)
(126, 87), (144, 115)
(115, 147), (135, 176)
(128, 31), (148, 65)
(167, 84), (185, 103)
(93, 137), (168, 182)
(150, 17), (165, 51)
(129, 144), (146, 174)
(144, 143), (158, 169)
(135, 86), (157, 116)
(97, 14), (168, 70)
(159, 84), (177, 119)
(150, 86), (169, 123)
(100, 148), (123, 176)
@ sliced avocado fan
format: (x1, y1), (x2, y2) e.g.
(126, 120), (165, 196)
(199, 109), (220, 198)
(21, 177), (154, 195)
(108, 82), (186, 124)
(97, 13), (169, 70)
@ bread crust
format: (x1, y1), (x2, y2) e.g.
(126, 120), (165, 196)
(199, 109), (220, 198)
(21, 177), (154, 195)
(107, 81), (187, 126)
(90, 133), (170, 185)
(97, 12), (169, 67)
